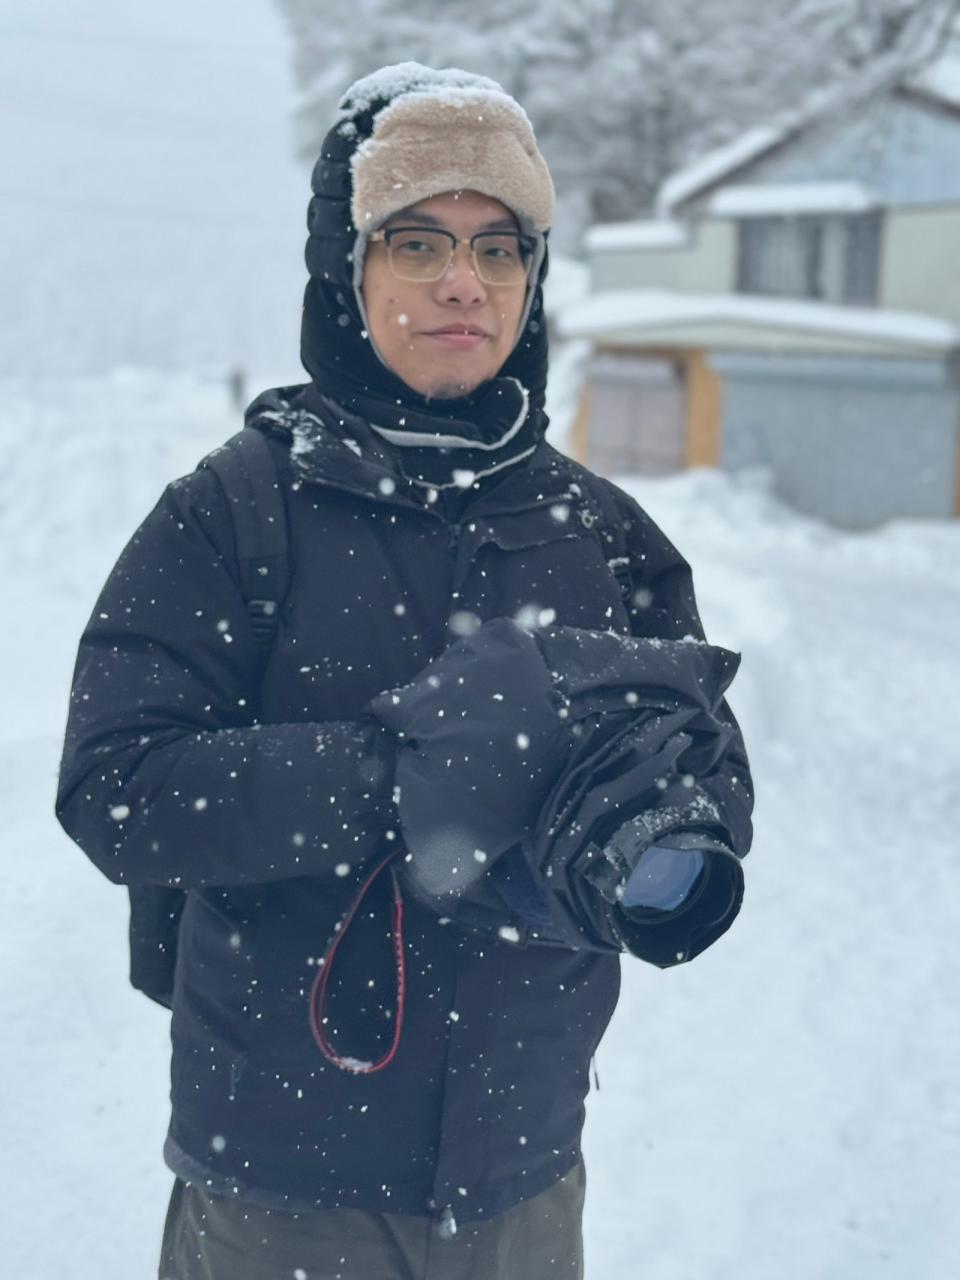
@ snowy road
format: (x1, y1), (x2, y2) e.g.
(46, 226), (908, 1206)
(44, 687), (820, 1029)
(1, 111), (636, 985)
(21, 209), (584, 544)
(2, 372), (958, 1278)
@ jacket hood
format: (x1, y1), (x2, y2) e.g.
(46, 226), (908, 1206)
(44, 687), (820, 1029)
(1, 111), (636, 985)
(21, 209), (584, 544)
(299, 62), (551, 455)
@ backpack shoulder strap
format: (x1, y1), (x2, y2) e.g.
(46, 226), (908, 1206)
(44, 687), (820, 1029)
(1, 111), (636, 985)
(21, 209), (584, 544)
(583, 472), (629, 558)
(128, 427), (292, 1011)
(560, 461), (633, 604)
(201, 427), (292, 652)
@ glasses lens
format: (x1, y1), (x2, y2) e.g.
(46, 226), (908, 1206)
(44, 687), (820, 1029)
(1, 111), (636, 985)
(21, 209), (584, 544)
(386, 229), (452, 281)
(383, 228), (535, 285)
(472, 233), (533, 285)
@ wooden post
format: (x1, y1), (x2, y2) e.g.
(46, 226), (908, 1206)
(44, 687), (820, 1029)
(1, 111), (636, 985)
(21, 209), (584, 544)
(684, 350), (722, 469)
(569, 384), (591, 465)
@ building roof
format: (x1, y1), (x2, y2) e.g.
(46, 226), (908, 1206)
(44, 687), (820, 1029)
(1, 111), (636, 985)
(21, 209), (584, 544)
(656, 123), (799, 216)
(906, 53), (960, 112)
(706, 181), (878, 217)
(557, 289), (960, 358)
(584, 220), (690, 252)
(657, 54), (960, 215)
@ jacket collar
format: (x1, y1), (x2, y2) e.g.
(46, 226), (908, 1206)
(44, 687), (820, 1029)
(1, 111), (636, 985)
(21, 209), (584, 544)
(245, 383), (579, 523)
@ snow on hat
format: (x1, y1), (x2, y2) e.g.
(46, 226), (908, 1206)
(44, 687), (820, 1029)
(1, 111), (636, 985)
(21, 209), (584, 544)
(339, 63), (555, 234)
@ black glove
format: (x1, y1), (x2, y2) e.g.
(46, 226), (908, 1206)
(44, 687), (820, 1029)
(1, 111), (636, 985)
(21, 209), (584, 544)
(366, 617), (574, 906)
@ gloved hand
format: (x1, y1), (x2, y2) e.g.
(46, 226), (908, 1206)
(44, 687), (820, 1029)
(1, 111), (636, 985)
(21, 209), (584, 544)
(517, 627), (746, 961)
(366, 617), (574, 907)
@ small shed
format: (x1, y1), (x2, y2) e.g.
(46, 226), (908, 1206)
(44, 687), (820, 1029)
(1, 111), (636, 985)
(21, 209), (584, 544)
(561, 57), (960, 528)
(557, 291), (960, 529)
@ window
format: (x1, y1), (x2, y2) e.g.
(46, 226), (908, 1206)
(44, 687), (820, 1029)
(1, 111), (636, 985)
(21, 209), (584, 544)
(737, 213), (881, 305)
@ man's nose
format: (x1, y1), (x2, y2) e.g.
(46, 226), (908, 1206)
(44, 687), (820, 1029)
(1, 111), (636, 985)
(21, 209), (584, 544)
(437, 242), (487, 303)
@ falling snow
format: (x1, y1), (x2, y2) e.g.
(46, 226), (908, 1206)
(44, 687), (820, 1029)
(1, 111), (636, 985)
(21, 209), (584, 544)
(7, 373), (960, 1279)
(449, 610), (482, 637)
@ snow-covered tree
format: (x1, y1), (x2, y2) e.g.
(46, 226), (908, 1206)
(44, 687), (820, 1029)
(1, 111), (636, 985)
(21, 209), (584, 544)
(274, 0), (960, 246)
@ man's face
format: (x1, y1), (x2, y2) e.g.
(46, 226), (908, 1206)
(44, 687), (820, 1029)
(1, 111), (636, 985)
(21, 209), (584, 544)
(360, 190), (530, 400)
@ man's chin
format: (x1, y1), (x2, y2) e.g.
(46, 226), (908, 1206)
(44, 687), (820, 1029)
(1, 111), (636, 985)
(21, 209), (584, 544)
(424, 381), (476, 402)
(416, 375), (488, 402)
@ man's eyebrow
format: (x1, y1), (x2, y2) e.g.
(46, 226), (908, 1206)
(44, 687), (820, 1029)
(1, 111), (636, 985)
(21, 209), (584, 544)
(383, 208), (520, 233)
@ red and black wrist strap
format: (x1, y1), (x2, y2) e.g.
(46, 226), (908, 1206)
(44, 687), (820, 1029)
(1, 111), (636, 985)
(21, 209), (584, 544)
(309, 850), (407, 1075)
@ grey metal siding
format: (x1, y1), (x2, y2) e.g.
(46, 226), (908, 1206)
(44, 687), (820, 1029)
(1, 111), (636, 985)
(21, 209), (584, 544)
(710, 352), (959, 527)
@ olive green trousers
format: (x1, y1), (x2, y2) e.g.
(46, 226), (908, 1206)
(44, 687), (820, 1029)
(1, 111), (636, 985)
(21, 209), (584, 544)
(158, 1158), (585, 1280)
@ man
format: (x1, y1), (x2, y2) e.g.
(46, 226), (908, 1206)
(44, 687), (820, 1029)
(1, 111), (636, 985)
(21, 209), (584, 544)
(56, 63), (754, 1280)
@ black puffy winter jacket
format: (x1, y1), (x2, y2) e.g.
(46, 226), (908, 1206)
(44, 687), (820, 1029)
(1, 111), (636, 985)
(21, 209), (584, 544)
(56, 389), (753, 1227)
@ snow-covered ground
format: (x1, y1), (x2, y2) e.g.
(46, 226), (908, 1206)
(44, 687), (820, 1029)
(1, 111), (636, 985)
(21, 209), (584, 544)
(2, 369), (958, 1279)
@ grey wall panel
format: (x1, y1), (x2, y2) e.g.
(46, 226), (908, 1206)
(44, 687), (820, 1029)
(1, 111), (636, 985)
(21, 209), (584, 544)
(710, 353), (959, 527)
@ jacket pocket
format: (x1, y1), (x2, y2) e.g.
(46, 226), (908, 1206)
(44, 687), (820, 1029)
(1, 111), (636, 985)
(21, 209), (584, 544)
(474, 527), (632, 637)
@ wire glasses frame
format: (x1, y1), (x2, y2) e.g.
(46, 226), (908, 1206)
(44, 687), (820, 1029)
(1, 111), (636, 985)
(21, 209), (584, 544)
(368, 225), (539, 286)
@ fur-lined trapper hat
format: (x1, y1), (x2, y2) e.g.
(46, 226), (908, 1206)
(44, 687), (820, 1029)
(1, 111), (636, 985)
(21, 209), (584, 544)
(300, 63), (554, 472)
(346, 68), (555, 235)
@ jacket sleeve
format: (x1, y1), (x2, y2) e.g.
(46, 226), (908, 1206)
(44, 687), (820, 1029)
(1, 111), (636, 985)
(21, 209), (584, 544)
(55, 466), (398, 890)
(582, 481), (755, 965)
(618, 486), (755, 861)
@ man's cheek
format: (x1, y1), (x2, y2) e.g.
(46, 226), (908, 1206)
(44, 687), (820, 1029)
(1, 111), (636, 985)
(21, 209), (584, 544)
(386, 301), (412, 332)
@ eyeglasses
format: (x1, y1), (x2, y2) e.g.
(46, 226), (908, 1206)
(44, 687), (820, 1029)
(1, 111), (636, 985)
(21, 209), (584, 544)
(368, 226), (538, 286)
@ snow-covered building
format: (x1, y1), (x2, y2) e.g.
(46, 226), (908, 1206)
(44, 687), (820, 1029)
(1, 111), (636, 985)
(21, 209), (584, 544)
(559, 60), (960, 528)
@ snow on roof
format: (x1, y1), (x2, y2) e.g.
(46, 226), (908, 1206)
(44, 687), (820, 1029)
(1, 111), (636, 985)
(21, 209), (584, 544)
(584, 220), (690, 251)
(557, 288), (960, 353)
(660, 54), (960, 216)
(906, 53), (960, 112)
(708, 182), (878, 218)
(656, 124), (792, 215)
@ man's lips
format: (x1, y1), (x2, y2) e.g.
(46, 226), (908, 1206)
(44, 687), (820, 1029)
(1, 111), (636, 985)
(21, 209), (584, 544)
(422, 325), (491, 349)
